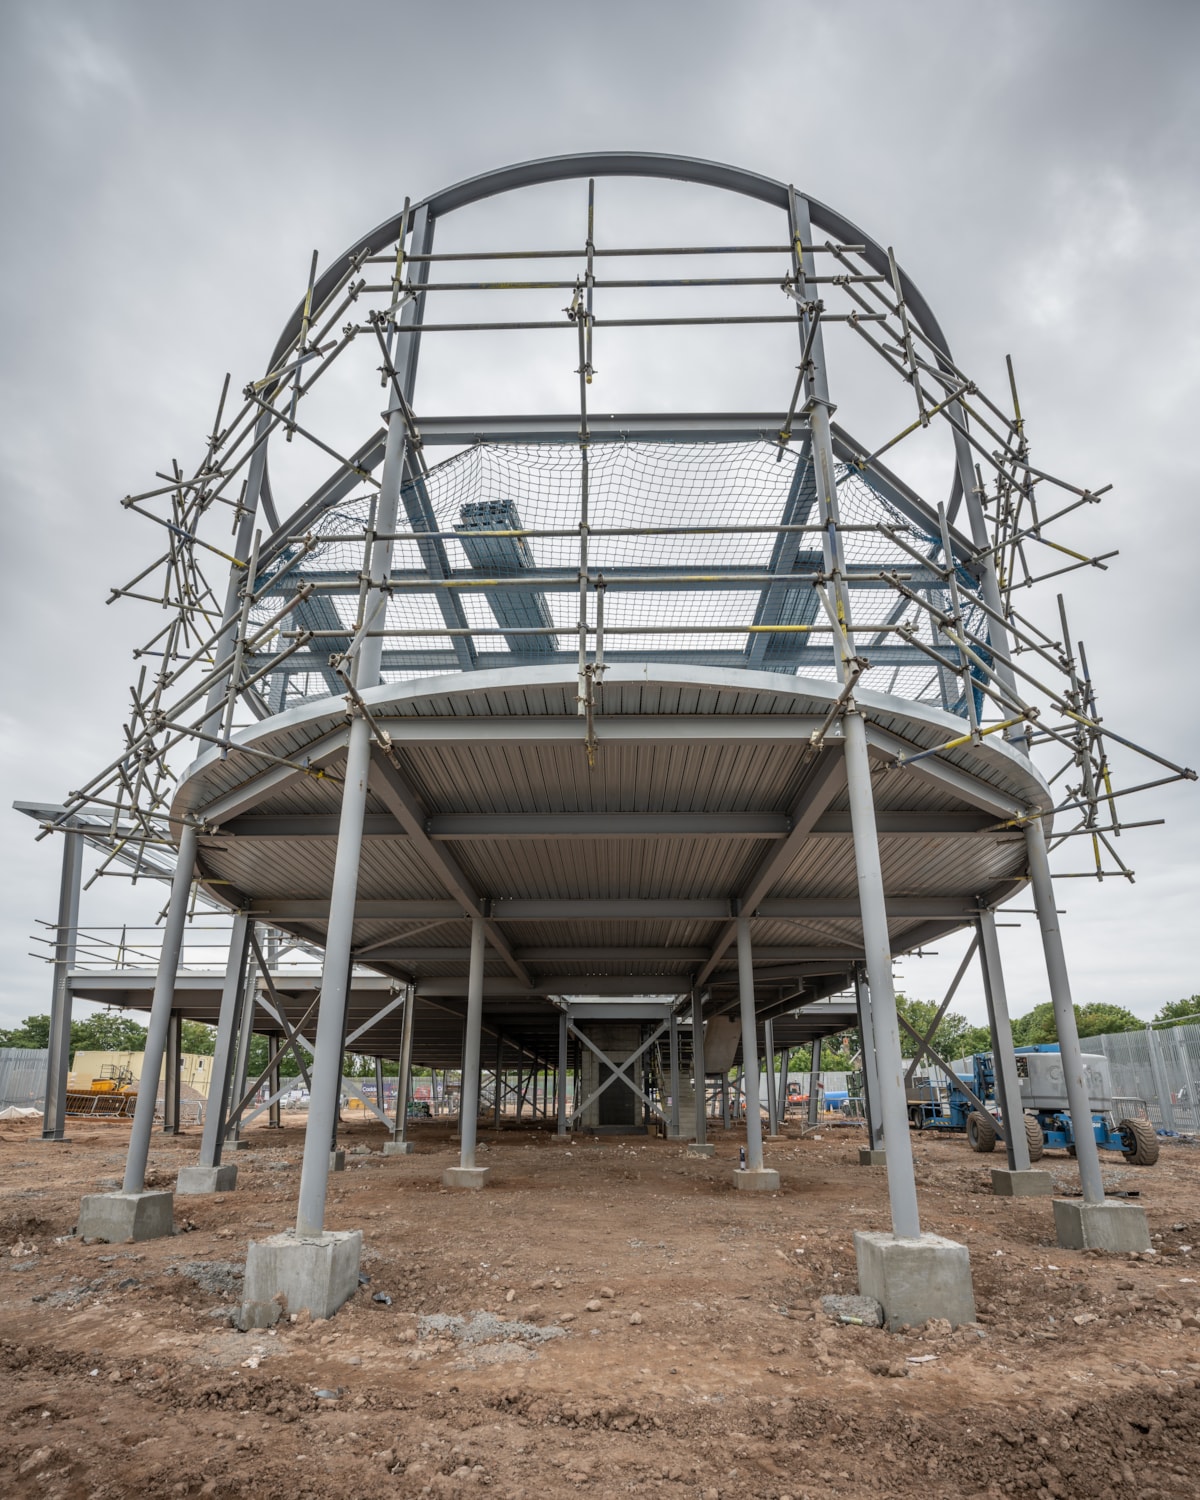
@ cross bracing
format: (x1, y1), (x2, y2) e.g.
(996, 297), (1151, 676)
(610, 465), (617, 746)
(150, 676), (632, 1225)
(19, 154), (1196, 1296)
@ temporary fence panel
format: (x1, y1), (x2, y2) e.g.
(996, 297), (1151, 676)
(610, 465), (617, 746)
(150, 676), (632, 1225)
(0, 1049), (48, 1109)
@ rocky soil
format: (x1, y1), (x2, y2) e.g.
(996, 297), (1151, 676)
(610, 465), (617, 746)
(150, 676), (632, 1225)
(2, 1114), (1198, 1498)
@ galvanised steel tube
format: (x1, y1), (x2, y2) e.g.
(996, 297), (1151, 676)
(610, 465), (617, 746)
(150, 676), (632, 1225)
(977, 910), (1031, 1173)
(843, 711), (921, 1239)
(1024, 819), (1106, 1204)
(295, 713), (373, 1236)
(691, 991), (707, 1144)
(458, 918), (486, 1169)
(735, 918), (765, 1171)
(123, 821), (199, 1193)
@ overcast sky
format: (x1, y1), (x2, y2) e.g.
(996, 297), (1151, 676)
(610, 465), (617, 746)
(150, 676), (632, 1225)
(1, 0), (1197, 1035)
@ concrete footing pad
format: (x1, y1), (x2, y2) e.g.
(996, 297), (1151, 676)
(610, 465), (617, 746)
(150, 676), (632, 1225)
(330, 1150), (346, 1172)
(383, 1140), (414, 1156)
(991, 1167), (1053, 1197)
(854, 1230), (975, 1330)
(687, 1143), (716, 1157)
(177, 1164), (238, 1195)
(732, 1167), (780, 1191)
(858, 1149), (887, 1166)
(229, 1139), (250, 1151)
(241, 1229), (362, 1324)
(78, 1190), (174, 1243)
(442, 1166), (490, 1189)
(1053, 1198), (1151, 1252)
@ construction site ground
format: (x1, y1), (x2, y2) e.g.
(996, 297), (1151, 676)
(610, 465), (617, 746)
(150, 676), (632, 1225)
(2, 1113), (1198, 1500)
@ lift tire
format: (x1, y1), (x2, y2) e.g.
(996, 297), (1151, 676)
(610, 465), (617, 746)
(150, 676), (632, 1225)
(967, 1111), (998, 1153)
(909, 1107), (924, 1131)
(1024, 1113), (1045, 1162)
(1119, 1116), (1160, 1166)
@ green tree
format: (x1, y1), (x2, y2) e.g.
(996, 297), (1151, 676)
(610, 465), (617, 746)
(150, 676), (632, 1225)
(894, 994), (988, 1062)
(72, 1013), (148, 1053)
(181, 1021), (215, 1055)
(1154, 995), (1200, 1029)
(0, 1014), (51, 1049)
(1011, 1000), (1143, 1045)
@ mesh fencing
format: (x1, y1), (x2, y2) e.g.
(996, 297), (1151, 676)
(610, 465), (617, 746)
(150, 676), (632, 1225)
(254, 440), (986, 713)
(0, 1049), (48, 1110)
(1089, 1024), (1200, 1134)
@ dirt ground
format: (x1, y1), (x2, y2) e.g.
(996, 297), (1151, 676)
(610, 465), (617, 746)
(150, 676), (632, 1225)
(1, 1113), (1198, 1500)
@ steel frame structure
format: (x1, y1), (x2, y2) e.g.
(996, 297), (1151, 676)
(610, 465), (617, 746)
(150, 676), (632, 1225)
(20, 154), (1195, 1314)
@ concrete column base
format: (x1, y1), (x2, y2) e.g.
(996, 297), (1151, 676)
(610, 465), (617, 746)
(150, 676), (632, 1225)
(177, 1164), (238, 1195)
(442, 1166), (490, 1189)
(732, 1167), (780, 1192)
(228, 1138), (251, 1151)
(1053, 1198), (1151, 1252)
(991, 1168), (1053, 1197)
(78, 1190), (174, 1244)
(383, 1139), (414, 1156)
(241, 1228), (362, 1323)
(330, 1149), (346, 1172)
(37, 1136), (70, 1145)
(687, 1143), (716, 1157)
(854, 1230), (975, 1331)
(858, 1149), (887, 1166)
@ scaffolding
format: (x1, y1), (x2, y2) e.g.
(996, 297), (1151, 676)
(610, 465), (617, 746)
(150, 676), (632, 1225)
(19, 153), (1196, 1323)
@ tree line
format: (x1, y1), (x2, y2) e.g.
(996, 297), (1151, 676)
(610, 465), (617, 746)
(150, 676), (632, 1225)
(2, 993), (1198, 1075)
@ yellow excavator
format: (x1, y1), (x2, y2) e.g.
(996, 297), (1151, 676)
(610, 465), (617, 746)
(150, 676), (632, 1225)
(65, 1063), (138, 1119)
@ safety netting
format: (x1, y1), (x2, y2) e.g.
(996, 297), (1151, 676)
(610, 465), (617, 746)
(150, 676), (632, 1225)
(252, 440), (989, 716)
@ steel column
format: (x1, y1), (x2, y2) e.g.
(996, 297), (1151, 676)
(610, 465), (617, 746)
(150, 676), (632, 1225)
(691, 992), (707, 1144)
(807, 1043), (821, 1126)
(735, 919), (765, 1170)
(227, 958), (258, 1147)
(494, 1033), (503, 1129)
(556, 1010), (569, 1136)
(268, 1038), (282, 1128)
(844, 709), (921, 1239)
(42, 830), (83, 1142)
(778, 1039), (789, 1126)
(763, 1019), (779, 1135)
(198, 914), (252, 1168)
(1025, 818), (1105, 1204)
(457, 918), (486, 1169)
(855, 963), (885, 1152)
(163, 1012), (182, 1135)
(123, 822), (198, 1194)
(668, 1012), (681, 1138)
(977, 912), (1031, 1172)
(720, 1072), (730, 1129)
(394, 985), (415, 1142)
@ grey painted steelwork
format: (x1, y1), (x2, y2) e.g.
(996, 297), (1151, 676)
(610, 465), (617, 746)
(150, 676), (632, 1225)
(42, 831), (82, 1141)
(977, 909), (1030, 1173)
(691, 992), (708, 1145)
(1025, 819), (1105, 1203)
(855, 965), (884, 1153)
(458, 919), (486, 1170)
(23, 149), (1192, 1325)
(123, 821), (198, 1195)
(735, 920), (765, 1171)
(844, 710), (921, 1239)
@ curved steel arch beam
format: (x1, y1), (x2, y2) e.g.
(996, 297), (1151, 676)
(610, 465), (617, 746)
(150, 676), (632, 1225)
(257, 152), (968, 562)
(264, 151), (958, 374)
